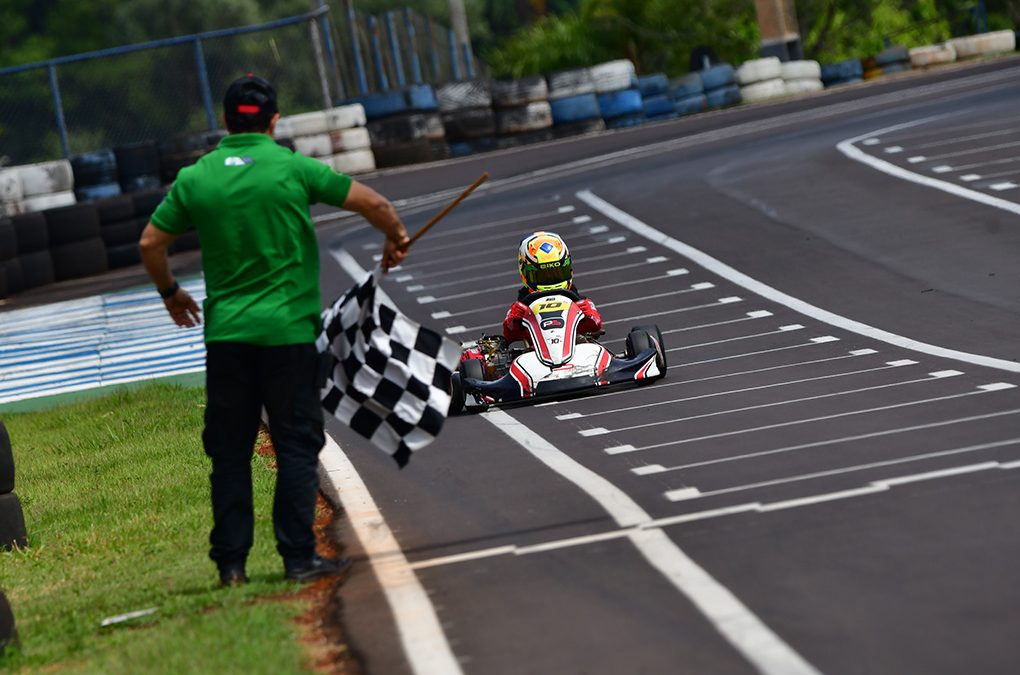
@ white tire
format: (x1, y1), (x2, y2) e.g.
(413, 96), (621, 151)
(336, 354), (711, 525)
(326, 104), (367, 131)
(0, 169), (23, 203)
(740, 78), (787, 103)
(590, 59), (637, 93)
(783, 78), (823, 95)
(780, 60), (821, 81)
(910, 43), (957, 67)
(950, 30), (1015, 59)
(17, 160), (74, 197)
(331, 149), (376, 175)
(736, 57), (782, 85)
(280, 110), (329, 137)
(436, 81), (492, 111)
(23, 190), (76, 212)
(330, 127), (371, 153)
(293, 133), (333, 158)
(274, 118), (296, 139)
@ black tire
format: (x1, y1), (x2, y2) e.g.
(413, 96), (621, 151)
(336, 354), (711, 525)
(0, 218), (16, 261)
(44, 204), (101, 247)
(441, 107), (496, 142)
(371, 141), (435, 169)
(436, 80), (493, 112)
(50, 238), (109, 281)
(159, 150), (205, 184)
(552, 118), (606, 139)
(70, 150), (118, 187)
(100, 221), (139, 247)
(11, 212), (48, 253)
(131, 189), (166, 218)
(114, 142), (161, 193)
(547, 68), (596, 99)
(106, 242), (141, 269)
(0, 492), (27, 551)
(492, 76), (549, 107)
(631, 323), (667, 369)
(96, 195), (136, 225)
(495, 103), (553, 135)
(0, 586), (16, 650)
(449, 373), (465, 415)
(1, 258), (23, 297)
(496, 128), (554, 150)
(17, 251), (54, 290)
(367, 113), (443, 146)
(0, 421), (13, 494)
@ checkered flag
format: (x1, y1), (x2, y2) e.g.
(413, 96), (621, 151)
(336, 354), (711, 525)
(317, 268), (461, 467)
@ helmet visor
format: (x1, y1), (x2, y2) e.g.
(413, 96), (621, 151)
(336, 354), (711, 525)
(524, 258), (572, 289)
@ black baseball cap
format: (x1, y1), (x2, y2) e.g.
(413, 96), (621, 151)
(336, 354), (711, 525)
(223, 74), (278, 130)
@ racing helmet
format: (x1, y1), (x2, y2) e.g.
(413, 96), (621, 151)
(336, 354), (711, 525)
(518, 231), (572, 292)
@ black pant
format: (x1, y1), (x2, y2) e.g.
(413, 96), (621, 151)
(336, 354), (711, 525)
(202, 341), (326, 570)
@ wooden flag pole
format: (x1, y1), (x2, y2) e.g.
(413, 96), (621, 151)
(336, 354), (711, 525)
(405, 172), (489, 248)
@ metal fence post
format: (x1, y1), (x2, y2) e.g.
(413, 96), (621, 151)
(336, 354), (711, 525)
(368, 15), (390, 91)
(317, 0), (341, 95)
(462, 44), (475, 79)
(403, 9), (423, 85)
(425, 17), (442, 82)
(345, 1), (369, 95)
(448, 28), (462, 81)
(193, 37), (217, 130)
(309, 14), (333, 109)
(385, 11), (406, 89)
(47, 64), (71, 158)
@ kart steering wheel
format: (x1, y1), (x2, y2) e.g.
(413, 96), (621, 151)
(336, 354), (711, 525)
(521, 288), (582, 304)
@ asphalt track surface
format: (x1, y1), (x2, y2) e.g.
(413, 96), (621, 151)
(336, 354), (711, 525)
(318, 58), (1020, 675)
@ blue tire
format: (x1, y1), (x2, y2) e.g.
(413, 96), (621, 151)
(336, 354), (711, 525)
(597, 89), (643, 120)
(349, 91), (408, 120)
(699, 64), (735, 91)
(825, 76), (863, 88)
(448, 137), (497, 158)
(705, 84), (741, 109)
(670, 73), (703, 99)
(606, 113), (645, 130)
(821, 59), (863, 84)
(550, 93), (601, 125)
(881, 62), (911, 75)
(675, 93), (708, 116)
(406, 84), (439, 112)
(642, 94), (675, 118)
(70, 150), (118, 187)
(645, 111), (679, 122)
(638, 73), (669, 97)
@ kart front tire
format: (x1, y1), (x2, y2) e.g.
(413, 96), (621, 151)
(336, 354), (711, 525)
(449, 372), (465, 415)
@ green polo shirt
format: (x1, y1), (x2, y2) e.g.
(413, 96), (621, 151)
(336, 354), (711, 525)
(151, 133), (352, 345)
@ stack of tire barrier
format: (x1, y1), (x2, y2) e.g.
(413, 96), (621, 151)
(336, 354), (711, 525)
(737, 57), (787, 103)
(438, 80), (497, 157)
(670, 72), (707, 117)
(71, 150), (120, 202)
(700, 64), (742, 110)
(872, 46), (912, 77)
(638, 74), (676, 122)
(97, 194), (144, 269)
(490, 78), (553, 149)
(0, 217), (17, 298)
(353, 87), (448, 168)
(547, 68), (605, 138)
(1, 213), (53, 294)
(43, 201), (108, 281)
(821, 59), (864, 88)
(0, 161), (76, 215)
(781, 60), (824, 95)
(1, 421), (29, 553)
(949, 30), (1016, 59)
(276, 104), (375, 175)
(592, 60), (644, 130)
(114, 142), (162, 194)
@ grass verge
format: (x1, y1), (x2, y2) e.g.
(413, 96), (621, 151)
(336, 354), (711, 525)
(0, 382), (318, 673)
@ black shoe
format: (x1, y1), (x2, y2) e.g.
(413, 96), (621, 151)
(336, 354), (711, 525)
(285, 554), (353, 582)
(219, 564), (249, 587)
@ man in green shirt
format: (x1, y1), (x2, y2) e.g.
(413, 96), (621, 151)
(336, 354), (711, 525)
(139, 75), (409, 587)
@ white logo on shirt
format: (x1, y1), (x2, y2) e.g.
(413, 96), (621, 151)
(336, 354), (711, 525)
(224, 156), (254, 166)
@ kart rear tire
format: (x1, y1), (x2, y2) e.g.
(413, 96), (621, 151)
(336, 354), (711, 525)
(457, 359), (487, 413)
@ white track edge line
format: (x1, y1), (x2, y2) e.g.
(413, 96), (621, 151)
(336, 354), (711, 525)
(576, 190), (1020, 373)
(481, 407), (820, 675)
(318, 434), (463, 675)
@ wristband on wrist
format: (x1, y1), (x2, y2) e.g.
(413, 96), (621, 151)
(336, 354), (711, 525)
(159, 281), (180, 299)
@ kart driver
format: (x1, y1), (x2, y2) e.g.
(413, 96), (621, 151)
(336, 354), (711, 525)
(503, 231), (602, 343)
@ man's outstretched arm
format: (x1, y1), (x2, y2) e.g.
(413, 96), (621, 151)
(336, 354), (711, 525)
(139, 223), (202, 328)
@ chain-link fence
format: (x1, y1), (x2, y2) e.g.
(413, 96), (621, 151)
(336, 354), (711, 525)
(0, 2), (482, 167)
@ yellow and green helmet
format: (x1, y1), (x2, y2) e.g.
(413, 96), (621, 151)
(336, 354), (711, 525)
(518, 231), (572, 292)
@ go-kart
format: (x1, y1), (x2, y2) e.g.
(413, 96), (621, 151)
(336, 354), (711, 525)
(450, 289), (667, 413)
